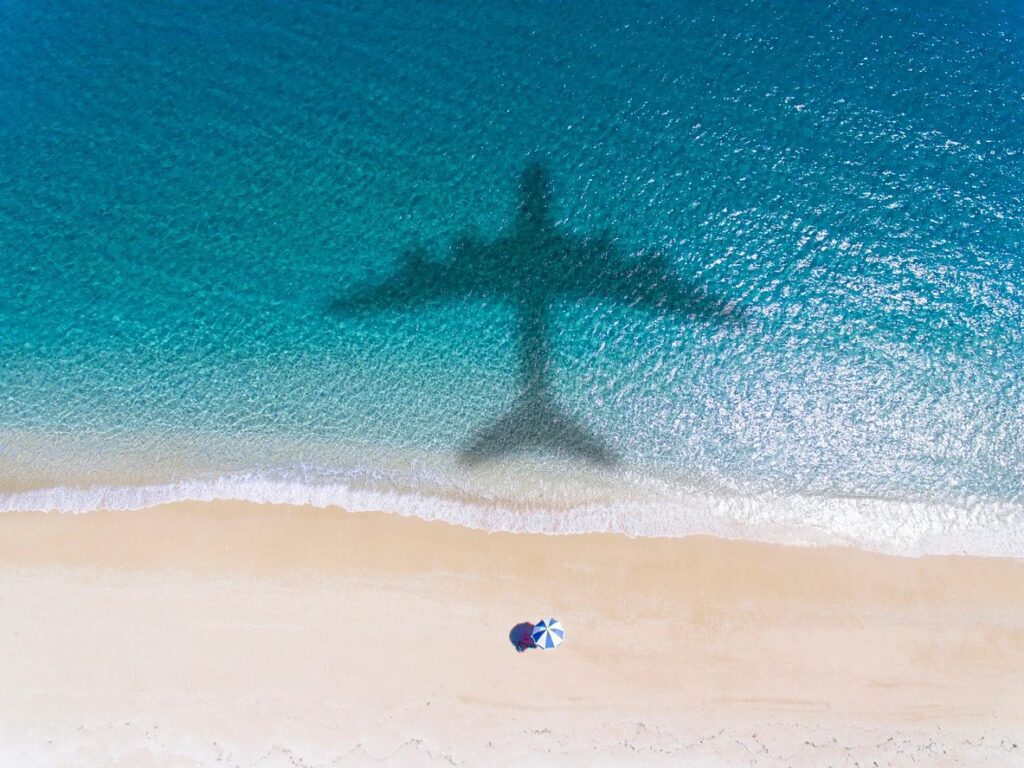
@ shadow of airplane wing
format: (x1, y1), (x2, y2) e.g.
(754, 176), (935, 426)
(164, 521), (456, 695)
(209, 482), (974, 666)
(568, 241), (743, 323)
(459, 385), (616, 466)
(329, 240), (490, 315)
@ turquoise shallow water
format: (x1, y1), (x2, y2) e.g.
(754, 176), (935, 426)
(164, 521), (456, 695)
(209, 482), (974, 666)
(1, 0), (1023, 555)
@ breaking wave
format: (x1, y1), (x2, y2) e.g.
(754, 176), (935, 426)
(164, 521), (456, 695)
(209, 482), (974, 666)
(2, 467), (1021, 559)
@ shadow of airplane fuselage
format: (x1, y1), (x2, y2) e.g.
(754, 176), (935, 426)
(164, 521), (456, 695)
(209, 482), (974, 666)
(331, 163), (736, 466)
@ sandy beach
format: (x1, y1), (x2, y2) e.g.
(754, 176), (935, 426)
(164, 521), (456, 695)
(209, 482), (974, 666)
(1, 502), (1022, 766)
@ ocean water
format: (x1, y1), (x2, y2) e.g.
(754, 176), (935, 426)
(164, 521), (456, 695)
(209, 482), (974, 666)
(2, 0), (1023, 556)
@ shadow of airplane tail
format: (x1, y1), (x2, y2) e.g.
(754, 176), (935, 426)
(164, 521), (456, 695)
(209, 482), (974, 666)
(459, 384), (616, 466)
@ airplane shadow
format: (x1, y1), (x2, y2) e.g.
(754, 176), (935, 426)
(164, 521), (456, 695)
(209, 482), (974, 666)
(459, 374), (616, 467)
(330, 162), (740, 468)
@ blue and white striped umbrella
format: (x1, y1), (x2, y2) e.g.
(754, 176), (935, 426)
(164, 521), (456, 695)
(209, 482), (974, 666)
(531, 618), (565, 650)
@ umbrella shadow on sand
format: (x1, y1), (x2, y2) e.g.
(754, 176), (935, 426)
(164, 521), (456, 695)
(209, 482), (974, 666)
(509, 622), (537, 653)
(329, 162), (742, 467)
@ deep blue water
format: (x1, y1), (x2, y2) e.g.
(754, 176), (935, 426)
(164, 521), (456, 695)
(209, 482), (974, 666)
(1, 0), (1023, 553)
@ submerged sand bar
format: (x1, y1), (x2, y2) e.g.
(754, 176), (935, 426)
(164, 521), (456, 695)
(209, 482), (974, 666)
(1, 501), (1023, 765)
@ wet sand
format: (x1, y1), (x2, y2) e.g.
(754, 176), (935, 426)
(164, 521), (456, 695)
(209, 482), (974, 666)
(1, 501), (1022, 766)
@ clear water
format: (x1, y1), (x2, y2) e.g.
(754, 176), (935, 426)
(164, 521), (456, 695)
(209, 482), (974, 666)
(2, 0), (1023, 555)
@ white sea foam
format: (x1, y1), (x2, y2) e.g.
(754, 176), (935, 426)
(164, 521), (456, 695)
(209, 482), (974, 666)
(1, 468), (1021, 559)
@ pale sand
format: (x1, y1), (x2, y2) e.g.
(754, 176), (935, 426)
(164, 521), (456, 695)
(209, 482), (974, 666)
(1, 502), (1023, 766)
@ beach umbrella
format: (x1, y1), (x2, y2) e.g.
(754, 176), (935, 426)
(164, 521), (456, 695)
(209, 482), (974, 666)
(531, 618), (565, 650)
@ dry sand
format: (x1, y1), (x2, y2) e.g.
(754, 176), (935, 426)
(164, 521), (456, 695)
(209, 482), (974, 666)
(1, 501), (1023, 766)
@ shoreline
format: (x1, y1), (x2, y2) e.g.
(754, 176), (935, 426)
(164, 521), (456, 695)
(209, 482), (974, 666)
(2, 501), (1023, 765)
(2, 471), (1022, 559)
